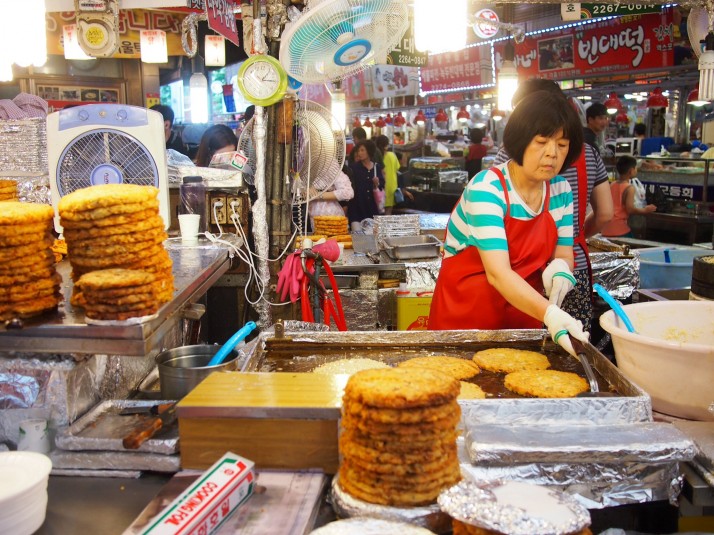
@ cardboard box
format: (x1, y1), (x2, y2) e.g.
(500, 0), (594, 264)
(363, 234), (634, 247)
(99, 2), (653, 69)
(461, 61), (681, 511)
(396, 291), (434, 330)
(138, 452), (255, 535)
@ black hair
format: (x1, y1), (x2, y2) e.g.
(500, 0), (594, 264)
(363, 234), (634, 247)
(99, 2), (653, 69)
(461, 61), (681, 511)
(375, 134), (390, 152)
(503, 91), (583, 172)
(586, 103), (608, 120)
(633, 123), (646, 136)
(244, 105), (255, 122)
(352, 127), (367, 141)
(468, 128), (484, 144)
(512, 78), (564, 108)
(194, 124), (238, 167)
(616, 155), (638, 175)
(150, 104), (175, 125)
(355, 139), (377, 161)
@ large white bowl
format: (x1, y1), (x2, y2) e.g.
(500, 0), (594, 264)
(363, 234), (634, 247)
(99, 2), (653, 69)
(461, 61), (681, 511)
(600, 300), (714, 421)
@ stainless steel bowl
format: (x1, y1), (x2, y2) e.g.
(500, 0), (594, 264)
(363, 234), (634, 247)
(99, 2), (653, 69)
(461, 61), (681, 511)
(156, 345), (239, 399)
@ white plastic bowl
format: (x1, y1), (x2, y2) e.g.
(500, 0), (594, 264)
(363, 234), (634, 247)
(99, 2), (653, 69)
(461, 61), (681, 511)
(600, 301), (714, 421)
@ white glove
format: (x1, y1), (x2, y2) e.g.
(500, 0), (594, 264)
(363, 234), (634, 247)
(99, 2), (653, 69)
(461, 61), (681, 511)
(543, 304), (589, 357)
(542, 258), (577, 307)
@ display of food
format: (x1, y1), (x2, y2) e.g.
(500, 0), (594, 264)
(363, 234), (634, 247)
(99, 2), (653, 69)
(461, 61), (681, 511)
(338, 367), (462, 506)
(58, 184), (173, 313)
(312, 358), (390, 375)
(504, 370), (589, 398)
(312, 215), (349, 237)
(398, 355), (480, 380)
(0, 201), (61, 321)
(0, 179), (18, 201)
(75, 268), (161, 321)
(473, 347), (551, 373)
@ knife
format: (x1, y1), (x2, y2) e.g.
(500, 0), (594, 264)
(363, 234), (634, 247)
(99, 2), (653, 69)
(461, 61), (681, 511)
(118, 403), (174, 416)
(122, 403), (177, 450)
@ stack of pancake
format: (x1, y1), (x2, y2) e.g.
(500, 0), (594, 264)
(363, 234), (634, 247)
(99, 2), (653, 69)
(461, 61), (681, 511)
(0, 179), (18, 201)
(338, 367), (462, 506)
(58, 184), (173, 312)
(312, 215), (349, 237)
(0, 202), (61, 321)
(75, 268), (161, 321)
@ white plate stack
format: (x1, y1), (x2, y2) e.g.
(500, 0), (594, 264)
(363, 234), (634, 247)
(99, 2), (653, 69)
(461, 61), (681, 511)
(0, 451), (52, 535)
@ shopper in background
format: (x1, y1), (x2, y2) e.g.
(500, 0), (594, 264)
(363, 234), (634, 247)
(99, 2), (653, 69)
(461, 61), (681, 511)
(601, 156), (656, 238)
(349, 127), (383, 164)
(308, 170), (354, 228)
(493, 78), (613, 332)
(429, 90), (589, 357)
(583, 102), (608, 152)
(375, 135), (402, 214)
(465, 128), (488, 178)
(347, 140), (385, 228)
(194, 124), (238, 167)
(151, 104), (189, 157)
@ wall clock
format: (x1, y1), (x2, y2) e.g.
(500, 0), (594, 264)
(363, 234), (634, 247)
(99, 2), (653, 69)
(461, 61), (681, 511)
(236, 55), (288, 107)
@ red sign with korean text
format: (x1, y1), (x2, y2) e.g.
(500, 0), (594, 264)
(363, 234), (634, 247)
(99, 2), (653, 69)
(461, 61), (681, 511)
(506, 11), (673, 80)
(419, 45), (492, 93)
(206, 0), (239, 46)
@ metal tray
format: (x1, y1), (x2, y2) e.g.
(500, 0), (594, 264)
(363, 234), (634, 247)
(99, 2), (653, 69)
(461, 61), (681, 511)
(55, 399), (179, 455)
(383, 235), (441, 260)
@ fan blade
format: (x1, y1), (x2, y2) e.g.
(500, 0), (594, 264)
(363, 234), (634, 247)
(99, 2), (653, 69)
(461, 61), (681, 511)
(688, 8), (711, 58)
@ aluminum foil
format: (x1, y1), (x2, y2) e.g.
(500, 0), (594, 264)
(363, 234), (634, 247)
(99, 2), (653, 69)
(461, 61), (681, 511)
(310, 518), (435, 535)
(590, 251), (640, 300)
(459, 459), (683, 509)
(464, 422), (696, 464)
(405, 259), (440, 289)
(49, 449), (180, 473)
(330, 475), (451, 534)
(0, 117), (47, 174)
(55, 400), (179, 455)
(51, 468), (141, 478)
(438, 479), (591, 535)
(266, 0), (288, 39)
(333, 289), (380, 331)
(12, 174), (51, 205)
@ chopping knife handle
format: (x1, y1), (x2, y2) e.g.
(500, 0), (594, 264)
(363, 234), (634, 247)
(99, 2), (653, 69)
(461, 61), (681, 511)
(122, 417), (163, 450)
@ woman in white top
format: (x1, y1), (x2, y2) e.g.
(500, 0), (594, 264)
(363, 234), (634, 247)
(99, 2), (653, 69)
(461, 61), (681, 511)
(308, 171), (354, 229)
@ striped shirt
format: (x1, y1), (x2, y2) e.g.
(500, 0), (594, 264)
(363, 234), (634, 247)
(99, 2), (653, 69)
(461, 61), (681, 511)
(443, 162), (573, 258)
(494, 143), (607, 270)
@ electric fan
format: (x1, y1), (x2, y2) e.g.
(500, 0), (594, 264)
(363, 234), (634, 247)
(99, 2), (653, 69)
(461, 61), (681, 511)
(47, 104), (170, 233)
(236, 118), (257, 186)
(279, 0), (410, 84)
(688, 7), (712, 57)
(291, 100), (346, 203)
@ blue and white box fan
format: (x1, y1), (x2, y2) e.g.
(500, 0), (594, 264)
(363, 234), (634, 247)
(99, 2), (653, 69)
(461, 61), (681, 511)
(47, 104), (170, 233)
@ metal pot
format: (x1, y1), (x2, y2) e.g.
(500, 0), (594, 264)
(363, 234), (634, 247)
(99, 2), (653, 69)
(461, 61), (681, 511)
(156, 345), (239, 399)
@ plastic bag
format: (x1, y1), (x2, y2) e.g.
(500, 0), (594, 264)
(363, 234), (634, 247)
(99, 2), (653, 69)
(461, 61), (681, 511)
(393, 188), (405, 204)
(631, 177), (647, 209)
(373, 187), (386, 214)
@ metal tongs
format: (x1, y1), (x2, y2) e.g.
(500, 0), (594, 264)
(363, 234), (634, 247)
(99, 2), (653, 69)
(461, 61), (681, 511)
(569, 335), (616, 398)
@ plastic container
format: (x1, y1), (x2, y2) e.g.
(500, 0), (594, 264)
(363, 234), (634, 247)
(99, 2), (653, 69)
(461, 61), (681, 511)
(599, 300), (714, 421)
(179, 175), (206, 234)
(156, 344), (239, 399)
(638, 246), (711, 289)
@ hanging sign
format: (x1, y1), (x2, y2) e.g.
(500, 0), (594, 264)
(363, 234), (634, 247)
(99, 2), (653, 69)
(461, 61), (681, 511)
(388, 9), (428, 67)
(506, 10), (674, 81)
(205, 0), (239, 46)
(473, 9), (499, 40)
(419, 45), (492, 93)
(371, 65), (419, 98)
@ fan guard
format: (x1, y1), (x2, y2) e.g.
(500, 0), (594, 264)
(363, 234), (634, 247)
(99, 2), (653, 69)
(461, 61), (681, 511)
(56, 129), (159, 196)
(236, 118), (257, 186)
(279, 0), (409, 84)
(688, 7), (711, 57)
(292, 100), (346, 202)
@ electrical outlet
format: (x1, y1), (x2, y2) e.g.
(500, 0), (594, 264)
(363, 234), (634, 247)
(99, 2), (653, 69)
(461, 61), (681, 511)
(227, 196), (242, 223)
(210, 195), (227, 225)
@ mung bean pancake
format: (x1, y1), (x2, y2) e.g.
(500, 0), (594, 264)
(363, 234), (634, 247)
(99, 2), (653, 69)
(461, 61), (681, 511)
(344, 367), (460, 409)
(60, 208), (159, 230)
(60, 199), (160, 221)
(342, 399), (456, 424)
(0, 239), (54, 263)
(398, 355), (480, 380)
(342, 409), (461, 435)
(458, 381), (487, 400)
(312, 358), (389, 375)
(347, 448), (458, 476)
(57, 184), (158, 213)
(0, 201), (54, 225)
(504, 370), (588, 398)
(473, 347), (551, 373)
(76, 268), (156, 290)
(62, 215), (164, 241)
(339, 435), (453, 465)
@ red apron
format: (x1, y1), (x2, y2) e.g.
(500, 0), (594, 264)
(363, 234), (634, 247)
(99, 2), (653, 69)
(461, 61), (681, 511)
(428, 167), (558, 330)
(573, 151), (592, 285)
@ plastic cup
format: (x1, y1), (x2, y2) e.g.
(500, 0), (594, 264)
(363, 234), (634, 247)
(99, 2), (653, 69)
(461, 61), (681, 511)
(178, 214), (201, 243)
(18, 418), (50, 454)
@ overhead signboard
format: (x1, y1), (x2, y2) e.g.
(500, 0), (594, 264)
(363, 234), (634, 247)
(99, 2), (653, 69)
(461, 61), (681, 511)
(562, 3), (662, 21)
(388, 9), (428, 67)
(419, 45), (492, 93)
(473, 9), (499, 40)
(205, 0), (239, 46)
(505, 10), (674, 81)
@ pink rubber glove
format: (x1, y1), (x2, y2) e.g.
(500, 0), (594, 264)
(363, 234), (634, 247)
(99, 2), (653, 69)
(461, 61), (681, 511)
(277, 252), (301, 302)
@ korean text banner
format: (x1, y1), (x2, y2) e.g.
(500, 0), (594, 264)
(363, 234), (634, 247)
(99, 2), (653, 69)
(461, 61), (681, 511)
(47, 10), (188, 58)
(420, 45), (492, 93)
(510, 11), (674, 80)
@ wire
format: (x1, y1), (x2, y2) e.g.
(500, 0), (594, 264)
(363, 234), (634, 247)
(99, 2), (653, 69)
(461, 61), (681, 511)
(212, 199), (224, 238)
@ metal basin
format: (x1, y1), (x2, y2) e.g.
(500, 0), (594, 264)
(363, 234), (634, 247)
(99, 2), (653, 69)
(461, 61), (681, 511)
(156, 345), (239, 399)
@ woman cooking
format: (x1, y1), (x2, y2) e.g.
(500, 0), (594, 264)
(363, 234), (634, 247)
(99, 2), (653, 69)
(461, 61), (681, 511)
(428, 91), (589, 356)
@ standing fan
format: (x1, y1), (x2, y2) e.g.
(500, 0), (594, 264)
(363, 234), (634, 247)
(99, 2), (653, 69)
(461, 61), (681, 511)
(279, 0), (409, 84)
(688, 7), (712, 57)
(47, 104), (170, 233)
(236, 118), (257, 185)
(292, 100), (346, 203)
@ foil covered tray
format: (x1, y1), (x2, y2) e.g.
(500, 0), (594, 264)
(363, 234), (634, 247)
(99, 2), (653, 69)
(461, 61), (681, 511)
(55, 399), (179, 455)
(49, 449), (180, 473)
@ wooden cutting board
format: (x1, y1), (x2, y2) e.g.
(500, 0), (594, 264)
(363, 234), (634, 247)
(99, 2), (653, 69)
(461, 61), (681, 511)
(177, 372), (347, 473)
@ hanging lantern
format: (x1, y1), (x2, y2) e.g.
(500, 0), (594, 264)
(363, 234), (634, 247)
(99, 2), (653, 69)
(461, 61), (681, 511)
(457, 106), (470, 123)
(393, 112), (406, 127)
(189, 72), (209, 123)
(385, 113), (393, 125)
(363, 117), (373, 128)
(615, 112), (629, 125)
(140, 30), (168, 63)
(604, 92), (624, 114)
(353, 116), (362, 128)
(63, 25), (94, 60)
(492, 109), (506, 122)
(205, 35), (226, 67)
(687, 87), (709, 107)
(375, 116), (387, 128)
(414, 110), (427, 125)
(646, 87), (668, 108)
(435, 108), (448, 124)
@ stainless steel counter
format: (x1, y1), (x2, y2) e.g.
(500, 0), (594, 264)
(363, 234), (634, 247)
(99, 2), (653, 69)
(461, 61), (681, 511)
(0, 241), (231, 356)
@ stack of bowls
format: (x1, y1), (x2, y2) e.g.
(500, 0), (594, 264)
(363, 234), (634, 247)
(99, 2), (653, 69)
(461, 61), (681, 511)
(0, 451), (52, 535)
